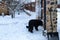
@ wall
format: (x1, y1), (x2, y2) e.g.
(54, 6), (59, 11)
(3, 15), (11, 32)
(58, 0), (60, 4)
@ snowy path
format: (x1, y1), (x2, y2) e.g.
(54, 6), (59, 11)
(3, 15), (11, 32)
(0, 12), (47, 40)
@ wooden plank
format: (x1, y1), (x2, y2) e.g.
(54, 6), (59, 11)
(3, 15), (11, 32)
(23, 10), (31, 16)
(46, 0), (57, 32)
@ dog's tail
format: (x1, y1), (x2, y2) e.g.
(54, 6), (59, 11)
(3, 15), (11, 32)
(26, 26), (29, 28)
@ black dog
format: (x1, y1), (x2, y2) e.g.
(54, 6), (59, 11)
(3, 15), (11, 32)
(26, 19), (43, 33)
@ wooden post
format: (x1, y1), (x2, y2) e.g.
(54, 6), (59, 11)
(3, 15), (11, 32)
(44, 0), (46, 30)
(46, 0), (57, 33)
(41, 0), (43, 19)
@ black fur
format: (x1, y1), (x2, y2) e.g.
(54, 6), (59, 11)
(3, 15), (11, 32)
(26, 19), (43, 33)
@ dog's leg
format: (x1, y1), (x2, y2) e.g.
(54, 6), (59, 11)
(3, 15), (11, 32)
(35, 26), (38, 31)
(28, 26), (33, 33)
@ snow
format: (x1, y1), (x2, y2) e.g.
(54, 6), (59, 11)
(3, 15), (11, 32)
(0, 8), (60, 40)
(24, 0), (35, 4)
(0, 11), (47, 40)
(31, 0), (35, 2)
(57, 9), (60, 39)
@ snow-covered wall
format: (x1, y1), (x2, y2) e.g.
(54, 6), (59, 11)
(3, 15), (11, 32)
(0, 0), (2, 1)
(19, 0), (35, 4)
(58, 0), (60, 4)
(35, 0), (41, 19)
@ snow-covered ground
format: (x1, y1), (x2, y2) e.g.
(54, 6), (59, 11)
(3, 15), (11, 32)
(0, 11), (47, 40)
(0, 8), (60, 40)
(57, 8), (60, 39)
